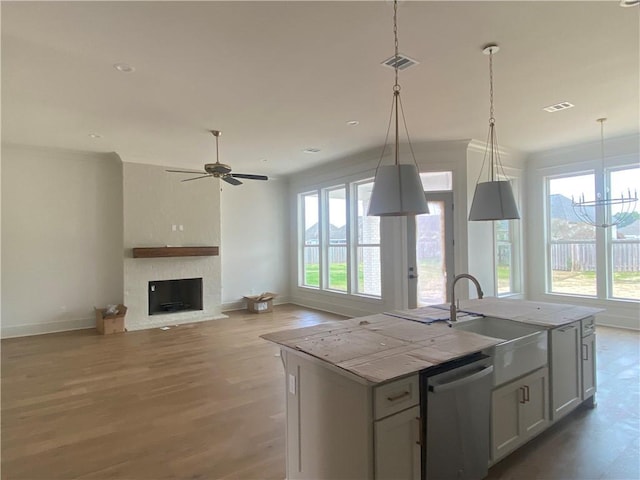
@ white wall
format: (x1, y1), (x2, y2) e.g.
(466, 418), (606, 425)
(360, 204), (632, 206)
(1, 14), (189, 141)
(1, 145), (123, 337)
(220, 177), (290, 310)
(526, 134), (640, 329)
(122, 162), (224, 330)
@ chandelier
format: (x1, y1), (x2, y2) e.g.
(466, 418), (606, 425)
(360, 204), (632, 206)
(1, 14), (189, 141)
(368, 0), (429, 217)
(572, 118), (638, 229)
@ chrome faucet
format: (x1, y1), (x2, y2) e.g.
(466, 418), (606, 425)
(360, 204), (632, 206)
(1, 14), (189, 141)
(449, 274), (484, 322)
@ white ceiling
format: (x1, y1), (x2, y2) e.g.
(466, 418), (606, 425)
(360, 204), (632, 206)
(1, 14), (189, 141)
(2, 1), (638, 177)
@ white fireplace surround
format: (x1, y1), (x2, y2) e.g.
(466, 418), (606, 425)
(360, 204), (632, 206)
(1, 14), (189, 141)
(123, 162), (225, 331)
(124, 256), (226, 331)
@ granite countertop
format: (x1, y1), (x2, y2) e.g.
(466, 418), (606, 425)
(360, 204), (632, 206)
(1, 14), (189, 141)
(261, 298), (603, 384)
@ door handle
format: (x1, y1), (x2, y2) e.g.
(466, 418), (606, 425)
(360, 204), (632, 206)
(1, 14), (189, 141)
(409, 274), (419, 279)
(524, 385), (530, 402)
(519, 386), (526, 404)
(429, 365), (493, 393)
(415, 417), (423, 446)
(583, 343), (589, 361)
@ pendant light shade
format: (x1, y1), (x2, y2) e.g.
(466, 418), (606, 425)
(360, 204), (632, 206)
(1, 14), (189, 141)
(368, 165), (428, 216)
(469, 180), (520, 221)
(469, 44), (520, 222)
(368, 0), (429, 217)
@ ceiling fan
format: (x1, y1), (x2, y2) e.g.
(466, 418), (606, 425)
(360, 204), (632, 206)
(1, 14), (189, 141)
(166, 130), (268, 186)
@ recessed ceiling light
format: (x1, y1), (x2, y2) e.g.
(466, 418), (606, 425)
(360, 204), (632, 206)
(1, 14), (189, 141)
(347, 120), (360, 126)
(303, 148), (321, 154)
(88, 133), (102, 139)
(543, 101), (575, 113)
(620, 0), (639, 7)
(113, 63), (135, 73)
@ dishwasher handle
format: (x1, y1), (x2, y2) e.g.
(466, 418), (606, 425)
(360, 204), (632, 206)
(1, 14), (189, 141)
(428, 365), (494, 393)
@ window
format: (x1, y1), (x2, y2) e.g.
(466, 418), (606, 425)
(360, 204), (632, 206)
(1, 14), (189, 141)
(609, 167), (640, 301)
(492, 175), (522, 297)
(546, 167), (639, 301)
(326, 187), (347, 292)
(302, 191), (319, 288)
(495, 219), (521, 295)
(548, 174), (597, 296)
(298, 180), (381, 298)
(355, 181), (381, 296)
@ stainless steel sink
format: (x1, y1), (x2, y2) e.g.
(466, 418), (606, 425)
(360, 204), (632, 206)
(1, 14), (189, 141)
(452, 316), (548, 386)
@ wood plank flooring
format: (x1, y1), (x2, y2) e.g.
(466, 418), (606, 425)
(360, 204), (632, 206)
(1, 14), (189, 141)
(1, 305), (638, 479)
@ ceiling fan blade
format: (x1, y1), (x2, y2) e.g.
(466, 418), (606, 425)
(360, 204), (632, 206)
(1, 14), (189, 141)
(167, 169), (208, 174)
(230, 173), (269, 181)
(222, 176), (243, 186)
(181, 175), (213, 182)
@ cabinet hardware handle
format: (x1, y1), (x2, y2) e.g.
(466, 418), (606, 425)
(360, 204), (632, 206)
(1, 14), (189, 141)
(559, 325), (577, 332)
(519, 387), (526, 404)
(524, 385), (530, 402)
(415, 417), (423, 446)
(387, 391), (410, 402)
(583, 344), (589, 361)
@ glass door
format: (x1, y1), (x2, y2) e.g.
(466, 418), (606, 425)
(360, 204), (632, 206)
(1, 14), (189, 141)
(408, 192), (454, 308)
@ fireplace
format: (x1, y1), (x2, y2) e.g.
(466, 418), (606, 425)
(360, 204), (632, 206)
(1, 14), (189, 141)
(149, 278), (203, 315)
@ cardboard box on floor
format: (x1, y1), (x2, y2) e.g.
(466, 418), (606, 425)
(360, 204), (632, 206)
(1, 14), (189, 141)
(95, 304), (127, 334)
(244, 293), (277, 313)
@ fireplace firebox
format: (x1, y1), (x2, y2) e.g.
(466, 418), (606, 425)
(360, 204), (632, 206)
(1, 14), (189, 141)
(149, 278), (203, 315)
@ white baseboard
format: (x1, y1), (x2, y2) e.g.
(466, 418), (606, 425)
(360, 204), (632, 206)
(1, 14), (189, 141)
(596, 312), (639, 331)
(1, 317), (95, 338)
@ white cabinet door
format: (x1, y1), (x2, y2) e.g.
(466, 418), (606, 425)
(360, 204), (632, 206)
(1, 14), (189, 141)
(491, 367), (549, 463)
(491, 378), (521, 462)
(375, 405), (421, 480)
(550, 321), (582, 420)
(520, 367), (549, 439)
(582, 334), (597, 400)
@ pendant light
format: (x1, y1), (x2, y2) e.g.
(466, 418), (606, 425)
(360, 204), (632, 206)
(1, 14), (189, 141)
(469, 44), (520, 221)
(571, 118), (638, 228)
(368, 0), (429, 217)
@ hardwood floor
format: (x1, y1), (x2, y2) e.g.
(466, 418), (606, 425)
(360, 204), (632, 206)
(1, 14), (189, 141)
(1, 306), (638, 480)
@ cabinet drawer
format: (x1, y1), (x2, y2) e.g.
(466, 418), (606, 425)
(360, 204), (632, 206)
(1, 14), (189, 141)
(374, 375), (419, 420)
(581, 316), (595, 337)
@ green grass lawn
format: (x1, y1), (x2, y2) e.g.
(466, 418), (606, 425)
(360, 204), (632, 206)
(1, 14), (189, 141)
(305, 262), (639, 300)
(304, 263), (364, 291)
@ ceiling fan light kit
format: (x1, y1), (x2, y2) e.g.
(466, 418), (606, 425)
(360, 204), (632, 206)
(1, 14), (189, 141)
(469, 44), (521, 222)
(166, 130), (268, 186)
(368, 0), (429, 217)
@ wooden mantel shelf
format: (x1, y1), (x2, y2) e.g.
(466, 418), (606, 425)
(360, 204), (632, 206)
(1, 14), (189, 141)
(132, 246), (219, 258)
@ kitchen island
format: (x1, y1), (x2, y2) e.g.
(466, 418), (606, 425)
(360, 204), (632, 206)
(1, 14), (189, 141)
(261, 297), (602, 480)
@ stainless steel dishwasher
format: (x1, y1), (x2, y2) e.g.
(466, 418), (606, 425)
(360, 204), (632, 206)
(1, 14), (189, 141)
(420, 353), (493, 480)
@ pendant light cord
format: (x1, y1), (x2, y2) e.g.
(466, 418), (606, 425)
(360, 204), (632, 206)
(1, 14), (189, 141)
(374, 0), (421, 175)
(476, 46), (508, 185)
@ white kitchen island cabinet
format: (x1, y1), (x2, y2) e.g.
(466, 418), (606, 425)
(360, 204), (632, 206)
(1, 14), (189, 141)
(374, 405), (421, 480)
(582, 333), (597, 400)
(491, 367), (549, 462)
(550, 321), (583, 421)
(282, 350), (373, 480)
(262, 299), (603, 480)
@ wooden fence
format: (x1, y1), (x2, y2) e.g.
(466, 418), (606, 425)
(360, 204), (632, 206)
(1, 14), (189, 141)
(551, 241), (640, 272)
